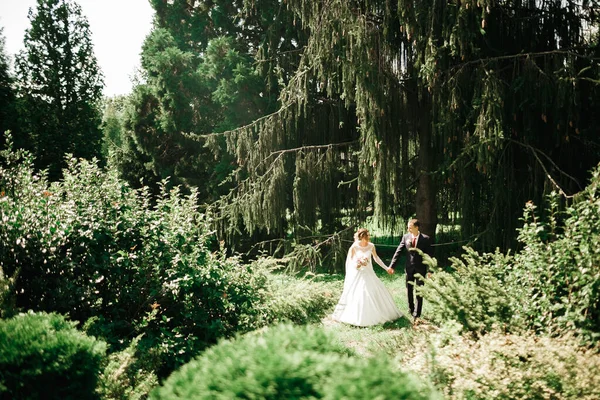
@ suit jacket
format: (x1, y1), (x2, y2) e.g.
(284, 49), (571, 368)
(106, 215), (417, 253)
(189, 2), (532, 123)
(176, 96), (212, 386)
(389, 233), (433, 276)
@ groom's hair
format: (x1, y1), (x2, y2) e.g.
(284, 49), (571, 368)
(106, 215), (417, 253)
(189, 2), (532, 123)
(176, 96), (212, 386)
(410, 218), (420, 228)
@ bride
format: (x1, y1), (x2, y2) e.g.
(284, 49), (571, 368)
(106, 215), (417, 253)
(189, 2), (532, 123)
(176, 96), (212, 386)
(332, 228), (403, 326)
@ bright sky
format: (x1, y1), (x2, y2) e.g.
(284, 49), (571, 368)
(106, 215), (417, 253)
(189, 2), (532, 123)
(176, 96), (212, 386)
(0, 0), (155, 97)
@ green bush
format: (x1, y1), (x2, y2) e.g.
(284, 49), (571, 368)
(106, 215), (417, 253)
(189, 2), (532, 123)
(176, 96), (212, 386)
(419, 247), (519, 335)
(0, 312), (106, 399)
(511, 177), (600, 344)
(0, 266), (17, 319)
(0, 137), (269, 376)
(419, 163), (600, 344)
(429, 331), (600, 399)
(151, 324), (438, 399)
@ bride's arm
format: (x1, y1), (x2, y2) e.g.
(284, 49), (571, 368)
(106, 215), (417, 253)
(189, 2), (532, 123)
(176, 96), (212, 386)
(371, 245), (391, 272)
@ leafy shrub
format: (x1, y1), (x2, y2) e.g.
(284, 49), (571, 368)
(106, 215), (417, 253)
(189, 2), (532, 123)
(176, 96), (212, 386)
(0, 266), (17, 319)
(429, 331), (600, 399)
(0, 312), (106, 399)
(419, 163), (600, 344)
(0, 137), (269, 376)
(510, 175), (600, 344)
(419, 247), (519, 335)
(151, 323), (438, 399)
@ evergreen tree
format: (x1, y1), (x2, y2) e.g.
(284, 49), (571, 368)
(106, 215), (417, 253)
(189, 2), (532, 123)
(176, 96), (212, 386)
(100, 95), (156, 190)
(125, 0), (599, 262)
(0, 27), (18, 150)
(15, 0), (104, 181)
(218, 0), (600, 256)
(124, 0), (302, 207)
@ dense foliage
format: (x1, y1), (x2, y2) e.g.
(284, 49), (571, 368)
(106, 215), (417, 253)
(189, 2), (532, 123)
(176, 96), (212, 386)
(210, 0), (600, 256)
(0, 134), (342, 383)
(420, 163), (600, 345)
(1, 133), (599, 397)
(106, 0), (300, 204)
(2, 1), (599, 398)
(0, 28), (18, 151)
(0, 312), (106, 400)
(0, 137), (267, 376)
(96, 336), (159, 400)
(511, 175), (600, 343)
(420, 247), (520, 335)
(96, 1), (600, 268)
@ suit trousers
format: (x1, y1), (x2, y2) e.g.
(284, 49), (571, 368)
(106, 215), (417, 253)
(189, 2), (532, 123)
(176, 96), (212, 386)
(406, 272), (425, 318)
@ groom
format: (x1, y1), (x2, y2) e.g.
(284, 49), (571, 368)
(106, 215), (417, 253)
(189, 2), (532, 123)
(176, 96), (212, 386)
(387, 219), (433, 322)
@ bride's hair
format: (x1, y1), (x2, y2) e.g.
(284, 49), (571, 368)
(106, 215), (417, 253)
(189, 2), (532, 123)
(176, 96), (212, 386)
(354, 228), (369, 242)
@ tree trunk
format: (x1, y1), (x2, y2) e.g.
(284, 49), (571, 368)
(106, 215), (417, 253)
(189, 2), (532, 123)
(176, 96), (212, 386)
(416, 91), (438, 240)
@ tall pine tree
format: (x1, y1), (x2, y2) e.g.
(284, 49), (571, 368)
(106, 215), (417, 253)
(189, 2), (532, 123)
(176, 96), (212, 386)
(0, 27), (18, 150)
(15, 0), (104, 181)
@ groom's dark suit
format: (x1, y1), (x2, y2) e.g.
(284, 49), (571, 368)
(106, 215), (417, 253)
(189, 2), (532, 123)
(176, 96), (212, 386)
(389, 232), (433, 318)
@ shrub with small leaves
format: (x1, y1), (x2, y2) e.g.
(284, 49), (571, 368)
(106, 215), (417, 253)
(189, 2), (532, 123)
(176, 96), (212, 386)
(419, 163), (600, 344)
(0, 266), (17, 319)
(511, 165), (600, 344)
(419, 247), (519, 335)
(96, 336), (159, 400)
(0, 312), (106, 400)
(428, 331), (600, 399)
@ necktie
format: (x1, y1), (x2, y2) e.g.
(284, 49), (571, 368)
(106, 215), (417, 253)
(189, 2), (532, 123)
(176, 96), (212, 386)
(412, 237), (416, 248)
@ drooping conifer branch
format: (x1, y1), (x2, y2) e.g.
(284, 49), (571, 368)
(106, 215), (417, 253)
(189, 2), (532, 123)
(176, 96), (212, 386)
(210, 0), (600, 263)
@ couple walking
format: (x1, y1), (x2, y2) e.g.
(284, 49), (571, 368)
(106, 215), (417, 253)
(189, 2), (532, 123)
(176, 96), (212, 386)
(331, 219), (433, 327)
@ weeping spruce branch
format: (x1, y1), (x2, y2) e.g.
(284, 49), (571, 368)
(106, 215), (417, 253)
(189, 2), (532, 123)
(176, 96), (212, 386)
(191, 0), (598, 260)
(200, 0), (420, 244)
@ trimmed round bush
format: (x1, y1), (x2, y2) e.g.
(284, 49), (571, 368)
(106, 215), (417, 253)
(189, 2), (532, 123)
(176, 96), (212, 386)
(0, 312), (106, 399)
(151, 323), (437, 399)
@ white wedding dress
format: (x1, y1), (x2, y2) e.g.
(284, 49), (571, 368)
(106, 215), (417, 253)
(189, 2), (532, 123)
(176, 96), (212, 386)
(332, 241), (403, 326)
